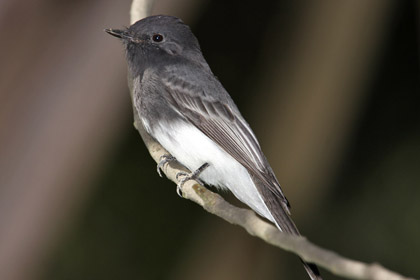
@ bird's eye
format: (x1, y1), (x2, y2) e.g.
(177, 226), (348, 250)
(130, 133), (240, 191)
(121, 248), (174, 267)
(152, 34), (164, 42)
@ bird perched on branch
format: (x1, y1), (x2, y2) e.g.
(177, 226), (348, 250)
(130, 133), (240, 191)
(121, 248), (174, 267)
(106, 15), (322, 280)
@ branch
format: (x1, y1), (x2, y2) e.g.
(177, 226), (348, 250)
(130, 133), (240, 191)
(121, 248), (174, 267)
(134, 118), (415, 280)
(128, 2), (415, 280)
(130, 0), (154, 24)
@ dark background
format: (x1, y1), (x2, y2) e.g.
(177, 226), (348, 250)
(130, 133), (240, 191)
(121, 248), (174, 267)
(0, 1), (418, 279)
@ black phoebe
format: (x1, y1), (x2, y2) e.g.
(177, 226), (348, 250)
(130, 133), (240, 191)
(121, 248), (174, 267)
(106, 15), (321, 280)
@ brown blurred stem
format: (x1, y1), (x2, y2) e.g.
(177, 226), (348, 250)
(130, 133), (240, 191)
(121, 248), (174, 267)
(129, 1), (414, 280)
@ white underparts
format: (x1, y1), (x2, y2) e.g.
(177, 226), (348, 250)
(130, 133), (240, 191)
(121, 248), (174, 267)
(151, 120), (276, 223)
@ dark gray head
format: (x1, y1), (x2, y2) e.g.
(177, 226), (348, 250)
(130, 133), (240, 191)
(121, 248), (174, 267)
(105, 15), (209, 74)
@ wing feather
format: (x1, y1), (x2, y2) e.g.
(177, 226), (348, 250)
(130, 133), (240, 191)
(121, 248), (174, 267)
(161, 71), (290, 209)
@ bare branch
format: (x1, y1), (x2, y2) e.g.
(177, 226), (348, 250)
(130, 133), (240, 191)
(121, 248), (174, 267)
(135, 118), (415, 280)
(128, 2), (415, 280)
(130, 0), (155, 24)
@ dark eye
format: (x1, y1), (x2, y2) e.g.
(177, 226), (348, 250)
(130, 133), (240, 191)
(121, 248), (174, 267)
(152, 34), (164, 42)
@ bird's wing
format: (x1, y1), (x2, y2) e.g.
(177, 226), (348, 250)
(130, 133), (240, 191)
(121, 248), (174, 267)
(160, 69), (291, 213)
(160, 70), (322, 279)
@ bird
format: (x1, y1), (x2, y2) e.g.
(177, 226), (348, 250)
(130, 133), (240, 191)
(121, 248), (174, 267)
(105, 15), (322, 280)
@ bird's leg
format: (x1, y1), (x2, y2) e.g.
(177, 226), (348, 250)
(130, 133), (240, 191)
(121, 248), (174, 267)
(175, 163), (209, 197)
(157, 154), (176, 177)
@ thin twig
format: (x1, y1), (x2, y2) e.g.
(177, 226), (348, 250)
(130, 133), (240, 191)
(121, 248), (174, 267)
(127, 2), (416, 280)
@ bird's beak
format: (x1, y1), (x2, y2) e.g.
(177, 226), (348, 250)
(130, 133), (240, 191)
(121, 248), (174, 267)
(104, 28), (125, 39)
(105, 28), (143, 43)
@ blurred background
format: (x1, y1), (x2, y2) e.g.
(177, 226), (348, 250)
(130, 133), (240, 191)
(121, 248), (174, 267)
(0, 0), (419, 279)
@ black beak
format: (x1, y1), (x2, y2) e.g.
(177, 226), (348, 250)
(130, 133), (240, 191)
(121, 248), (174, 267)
(105, 28), (142, 43)
(104, 28), (125, 39)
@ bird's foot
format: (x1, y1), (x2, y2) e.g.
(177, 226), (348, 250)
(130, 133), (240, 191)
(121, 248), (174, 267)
(157, 154), (176, 177)
(175, 163), (209, 197)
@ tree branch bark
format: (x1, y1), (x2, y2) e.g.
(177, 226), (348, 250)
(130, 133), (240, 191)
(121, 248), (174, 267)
(128, 1), (416, 280)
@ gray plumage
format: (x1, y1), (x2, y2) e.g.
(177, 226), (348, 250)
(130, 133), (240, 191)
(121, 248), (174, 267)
(105, 15), (321, 280)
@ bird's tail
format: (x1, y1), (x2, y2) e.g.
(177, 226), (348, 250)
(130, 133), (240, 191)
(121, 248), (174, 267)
(302, 260), (322, 280)
(272, 211), (323, 280)
(274, 210), (323, 280)
(255, 181), (323, 280)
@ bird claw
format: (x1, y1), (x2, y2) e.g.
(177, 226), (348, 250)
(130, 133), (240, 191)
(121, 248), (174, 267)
(156, 155), (176, 177)
(176, 181), (184, 197)
(175, 163), (209, 197)
(175, 171), (198, 197)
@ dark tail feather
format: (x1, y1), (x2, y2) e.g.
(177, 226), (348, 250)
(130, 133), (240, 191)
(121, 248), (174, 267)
(274, 209), (323, 279)
(255, 181), (323, 279)
(302, 260), (323, 280)
(272, 208), (323, 280)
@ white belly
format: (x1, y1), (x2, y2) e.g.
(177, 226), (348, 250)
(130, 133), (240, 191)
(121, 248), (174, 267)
(151, 120), (275, 222)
